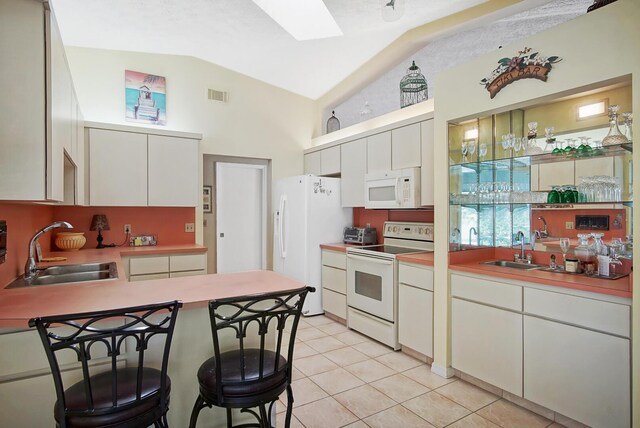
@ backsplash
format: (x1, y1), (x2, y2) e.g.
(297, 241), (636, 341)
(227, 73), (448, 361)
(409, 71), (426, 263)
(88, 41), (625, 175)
(353, 208), (434, 243)
(0, 203), (55, 286)
(531, 208), (627, 240)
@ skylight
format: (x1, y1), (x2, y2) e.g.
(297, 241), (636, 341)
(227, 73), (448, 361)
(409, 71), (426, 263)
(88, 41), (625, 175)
(251, 0), (343, 41)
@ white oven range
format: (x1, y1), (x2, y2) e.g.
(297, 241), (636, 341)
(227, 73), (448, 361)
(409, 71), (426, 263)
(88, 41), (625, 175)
(346, 221), (433, 349)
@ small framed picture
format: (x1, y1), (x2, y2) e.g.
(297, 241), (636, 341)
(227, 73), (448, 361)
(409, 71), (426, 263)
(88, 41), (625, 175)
(203, 186), (213, 213)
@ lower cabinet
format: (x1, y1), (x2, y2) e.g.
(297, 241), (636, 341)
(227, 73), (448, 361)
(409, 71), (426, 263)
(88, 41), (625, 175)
(451, 298), (523, 396)
(126, 252), (207, 281)
(398, 263), (433, 357)
(321, 249), (347, 320)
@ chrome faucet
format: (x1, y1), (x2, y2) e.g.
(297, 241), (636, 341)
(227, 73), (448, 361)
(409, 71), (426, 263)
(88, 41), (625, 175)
(25, 221), (73, 281)
(515, 230), (526, 262)
(452, 228), (461, 251)
(537, 216), (548, 238)
(469, 227), (478, 246)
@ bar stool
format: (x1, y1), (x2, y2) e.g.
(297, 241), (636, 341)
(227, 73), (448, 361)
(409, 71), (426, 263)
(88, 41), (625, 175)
(29, 300), (182, 428)
(189, 286), (314, 428)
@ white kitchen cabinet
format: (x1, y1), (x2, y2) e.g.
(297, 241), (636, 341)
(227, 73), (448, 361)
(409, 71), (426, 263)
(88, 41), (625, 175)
(88, 129), (148, 206)
(321, 249), (347, 320)
(420, 120), (434, 206)
(340, 139), (367, 207)
(148, 135), (199, 206)
(398, 263), (433, 357)
(126, 252), (207, 281)
(320, 145), (341, 176)
(391, 123), (421, 170)
(452, 298), (523, 396)
(537, 161), (574, 191)
(367, 132), (392, 173)
(0, 0), (80, 202)
(304, 152), (322, 175)
(524, 315), (630, 428)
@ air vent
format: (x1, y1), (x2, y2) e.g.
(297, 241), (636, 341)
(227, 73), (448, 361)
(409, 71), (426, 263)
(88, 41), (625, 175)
(208, 89), (228, 102)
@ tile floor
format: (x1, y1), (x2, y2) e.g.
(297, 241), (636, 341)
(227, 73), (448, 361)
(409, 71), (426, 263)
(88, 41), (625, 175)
(277, 315), (566, 428)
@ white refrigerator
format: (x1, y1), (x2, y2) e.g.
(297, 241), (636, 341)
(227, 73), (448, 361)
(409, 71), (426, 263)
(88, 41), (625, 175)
(273, 175), (352, 316)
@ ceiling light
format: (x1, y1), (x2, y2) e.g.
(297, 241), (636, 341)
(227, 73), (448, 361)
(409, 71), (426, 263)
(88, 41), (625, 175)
(252, 0), (342, 41)
(578, 100), (607, 119)
(382, 0), (405, 22)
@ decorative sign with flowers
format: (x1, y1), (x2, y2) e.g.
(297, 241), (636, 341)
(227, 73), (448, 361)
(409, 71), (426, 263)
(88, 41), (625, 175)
(480, 47), (562, 99)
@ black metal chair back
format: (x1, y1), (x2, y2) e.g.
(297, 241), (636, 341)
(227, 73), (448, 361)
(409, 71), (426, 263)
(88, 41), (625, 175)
(189, 286), (313, 428)
(29, 301), (182, 428)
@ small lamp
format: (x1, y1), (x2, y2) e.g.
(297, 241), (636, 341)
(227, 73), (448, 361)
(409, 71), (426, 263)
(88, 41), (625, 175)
(90, 214), (110, 249)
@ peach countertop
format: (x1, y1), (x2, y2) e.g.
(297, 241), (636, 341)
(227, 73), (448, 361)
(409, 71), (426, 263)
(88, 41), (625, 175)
(319, 243), (360, 252)
(0, 245), (304, 328)
(397, 252), (434, 266)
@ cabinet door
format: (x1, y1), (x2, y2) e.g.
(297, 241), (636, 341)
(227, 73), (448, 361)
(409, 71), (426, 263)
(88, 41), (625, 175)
(524, 316), (630, 428)
(89, 129), (148, 206)
(420, 120), (434, 205)
(304, 152), (321, 175)
(398, 284), (433, 357)
(367, 131), (391, 173)
(75, 105), (86, 205)
(452, 298), (523, 396)
(392, 123), (421, 170)
(538, 161), (574, 190)
(320, 146), (341, 176)
(148, 135), (199, 206)
(322, 288), (347, 319)
(340, 138), (367, 207)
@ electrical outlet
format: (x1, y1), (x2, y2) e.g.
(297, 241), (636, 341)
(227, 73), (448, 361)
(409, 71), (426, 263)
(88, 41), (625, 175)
(565, 221), (574, 230)
(124, 224), (131, 234)
(185, 223), (195, 233)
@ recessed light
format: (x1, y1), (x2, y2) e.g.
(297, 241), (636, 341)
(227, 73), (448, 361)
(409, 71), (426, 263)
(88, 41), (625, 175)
(578, 100), (607, 119)
(252, 0), (343, 41)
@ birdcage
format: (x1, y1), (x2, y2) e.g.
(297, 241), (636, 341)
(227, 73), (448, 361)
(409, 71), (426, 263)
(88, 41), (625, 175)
(326, 110), (340, 133)
(400, 61), (428, 108)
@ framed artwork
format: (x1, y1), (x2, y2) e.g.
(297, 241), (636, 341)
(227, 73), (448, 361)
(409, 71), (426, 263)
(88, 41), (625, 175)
(203, 186), (213, 213)
(125, 70), (166, 125)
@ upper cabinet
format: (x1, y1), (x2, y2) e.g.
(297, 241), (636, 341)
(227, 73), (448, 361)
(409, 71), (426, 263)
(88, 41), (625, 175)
(0, 0), (82, 202)
(86, 125), (201, 207)
(340, 139), (367, 207)
(391, 123), (421, 170)
(303, 145), (341, 176)
(366, 132), (392, 173)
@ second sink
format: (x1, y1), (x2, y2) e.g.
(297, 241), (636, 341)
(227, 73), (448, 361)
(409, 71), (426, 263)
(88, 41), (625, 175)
(482, 260), (544, 271)
(39, 262), (115, 276)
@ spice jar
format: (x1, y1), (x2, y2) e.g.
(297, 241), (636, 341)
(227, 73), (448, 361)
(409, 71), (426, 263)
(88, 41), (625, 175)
(565, 257), (579, 273)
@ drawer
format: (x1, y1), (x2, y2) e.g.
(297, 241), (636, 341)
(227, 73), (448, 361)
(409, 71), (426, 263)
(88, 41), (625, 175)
(524, 288), (630, 337)
(129, 256), (169, 275)
(129, 273), (170, 282)
(170, 253), (206, 272)
(322, 289), (346, 319)
(399, 263), (433, 291)
(322, 265), (346, 294)
(322, 250), (346, 270)
(169, 269), (206, 278)
(451, 273), (522, 311)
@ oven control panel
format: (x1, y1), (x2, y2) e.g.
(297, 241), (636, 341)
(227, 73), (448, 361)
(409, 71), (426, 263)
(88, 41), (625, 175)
(383, 221), (433, 241)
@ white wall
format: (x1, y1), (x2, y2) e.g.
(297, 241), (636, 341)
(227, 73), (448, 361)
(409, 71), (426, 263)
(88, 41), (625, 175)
(65, 47), (314, 181)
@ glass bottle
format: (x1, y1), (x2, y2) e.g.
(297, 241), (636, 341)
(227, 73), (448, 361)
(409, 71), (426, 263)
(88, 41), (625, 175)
(622, 112), (633, 144)
(602, 105), (629, 146)
(575, 233), (596, 274)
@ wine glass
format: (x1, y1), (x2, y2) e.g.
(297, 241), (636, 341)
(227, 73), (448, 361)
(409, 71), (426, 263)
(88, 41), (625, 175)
(559, 238), (570, 262)
(461, 141), (468, 163)
(468, 139), (477, 160)
(478, 142), (488, 161)
(501, 135), (511, 157)
(513, 137), (523, 156)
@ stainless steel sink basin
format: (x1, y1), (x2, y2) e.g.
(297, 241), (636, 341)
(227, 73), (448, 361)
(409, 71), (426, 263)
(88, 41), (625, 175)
(6, 262), (118, 288)
(481, 260), (544, 271)
(39, 262), (114, 276)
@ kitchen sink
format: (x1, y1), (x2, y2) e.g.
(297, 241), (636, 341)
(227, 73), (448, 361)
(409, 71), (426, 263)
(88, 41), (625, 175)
(481, 260), (545, 271)
(6, 262), (118, 288)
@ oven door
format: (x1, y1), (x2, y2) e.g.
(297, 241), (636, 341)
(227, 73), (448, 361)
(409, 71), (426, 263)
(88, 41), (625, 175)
(347, 253), (395, 322)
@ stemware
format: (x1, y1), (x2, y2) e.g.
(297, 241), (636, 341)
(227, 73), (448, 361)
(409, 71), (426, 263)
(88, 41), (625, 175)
(468, 139), (477, 159)
(513, 137), (523, 156)
(559, 238), (570, 261)
(501, 134), (510, 157)
(478, 142), (488, 161)
(622, 112), (633, 143)
(461, 140), (468, 163)
(544, 127), (556, 153)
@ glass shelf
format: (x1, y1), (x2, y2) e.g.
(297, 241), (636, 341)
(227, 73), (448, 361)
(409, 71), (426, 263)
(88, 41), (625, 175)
(450, 142), (632, 168)
(450, 201), (633, 207)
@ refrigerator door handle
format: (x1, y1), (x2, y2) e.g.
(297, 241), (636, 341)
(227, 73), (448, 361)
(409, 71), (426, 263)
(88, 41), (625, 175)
(279, 195), (287, 259)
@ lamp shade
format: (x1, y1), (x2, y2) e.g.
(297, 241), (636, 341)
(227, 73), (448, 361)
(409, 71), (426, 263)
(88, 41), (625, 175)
(90, 214), (110, 231)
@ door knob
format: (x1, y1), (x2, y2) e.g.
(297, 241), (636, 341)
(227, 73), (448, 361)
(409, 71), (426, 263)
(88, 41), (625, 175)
(219, 233), (224, 237)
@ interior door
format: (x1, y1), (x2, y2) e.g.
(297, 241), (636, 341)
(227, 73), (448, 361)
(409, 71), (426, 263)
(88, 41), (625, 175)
(216, 163), (266, 273)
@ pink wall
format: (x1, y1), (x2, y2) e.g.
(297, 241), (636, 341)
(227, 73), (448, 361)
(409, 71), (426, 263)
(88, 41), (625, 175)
(52, 206), (196, 248)
(0, 203), (54, 286)
(353, 208), (434, 243)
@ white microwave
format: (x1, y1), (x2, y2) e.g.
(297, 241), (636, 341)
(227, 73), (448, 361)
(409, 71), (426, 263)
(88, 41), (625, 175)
(364, 167), (421, 209)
